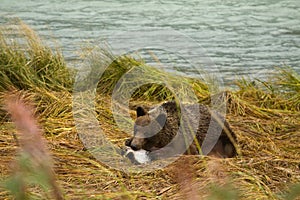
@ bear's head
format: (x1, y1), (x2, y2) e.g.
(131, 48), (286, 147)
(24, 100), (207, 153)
(128, 106), (167, 151)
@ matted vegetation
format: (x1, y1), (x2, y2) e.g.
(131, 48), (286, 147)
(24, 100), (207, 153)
(0, 21), (299, 199)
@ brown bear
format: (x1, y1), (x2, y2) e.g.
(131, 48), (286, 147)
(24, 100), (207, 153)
(125, 101), (237, 160)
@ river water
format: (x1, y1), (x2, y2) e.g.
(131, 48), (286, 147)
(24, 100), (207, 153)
(1, 0), (299, 84)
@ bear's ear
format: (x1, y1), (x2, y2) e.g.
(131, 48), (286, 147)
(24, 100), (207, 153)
(136, 106), (147, 117)
(155, 113), (167, 127)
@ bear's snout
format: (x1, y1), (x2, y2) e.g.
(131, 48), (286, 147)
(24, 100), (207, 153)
(130, 143), (140, 151)
(129, 137), (144, 151)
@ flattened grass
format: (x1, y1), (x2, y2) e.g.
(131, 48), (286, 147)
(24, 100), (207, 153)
(0, 21), (299, 199)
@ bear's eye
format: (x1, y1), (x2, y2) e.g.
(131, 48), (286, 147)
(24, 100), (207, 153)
(133, 124), (138, 135)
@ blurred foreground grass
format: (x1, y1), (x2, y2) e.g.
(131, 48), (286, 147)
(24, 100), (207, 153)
(0, 21), (299, 199)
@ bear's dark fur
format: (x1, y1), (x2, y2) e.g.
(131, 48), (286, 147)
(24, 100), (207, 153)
(125, 101), (237, 159)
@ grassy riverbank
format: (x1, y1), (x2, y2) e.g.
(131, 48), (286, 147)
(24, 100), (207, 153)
(0, 21), (299, 199)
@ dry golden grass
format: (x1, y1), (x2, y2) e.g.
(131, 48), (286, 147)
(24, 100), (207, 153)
(0, 21), (299, 199)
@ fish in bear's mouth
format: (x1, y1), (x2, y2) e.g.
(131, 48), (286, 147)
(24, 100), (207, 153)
(122, 146), (151, 165)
